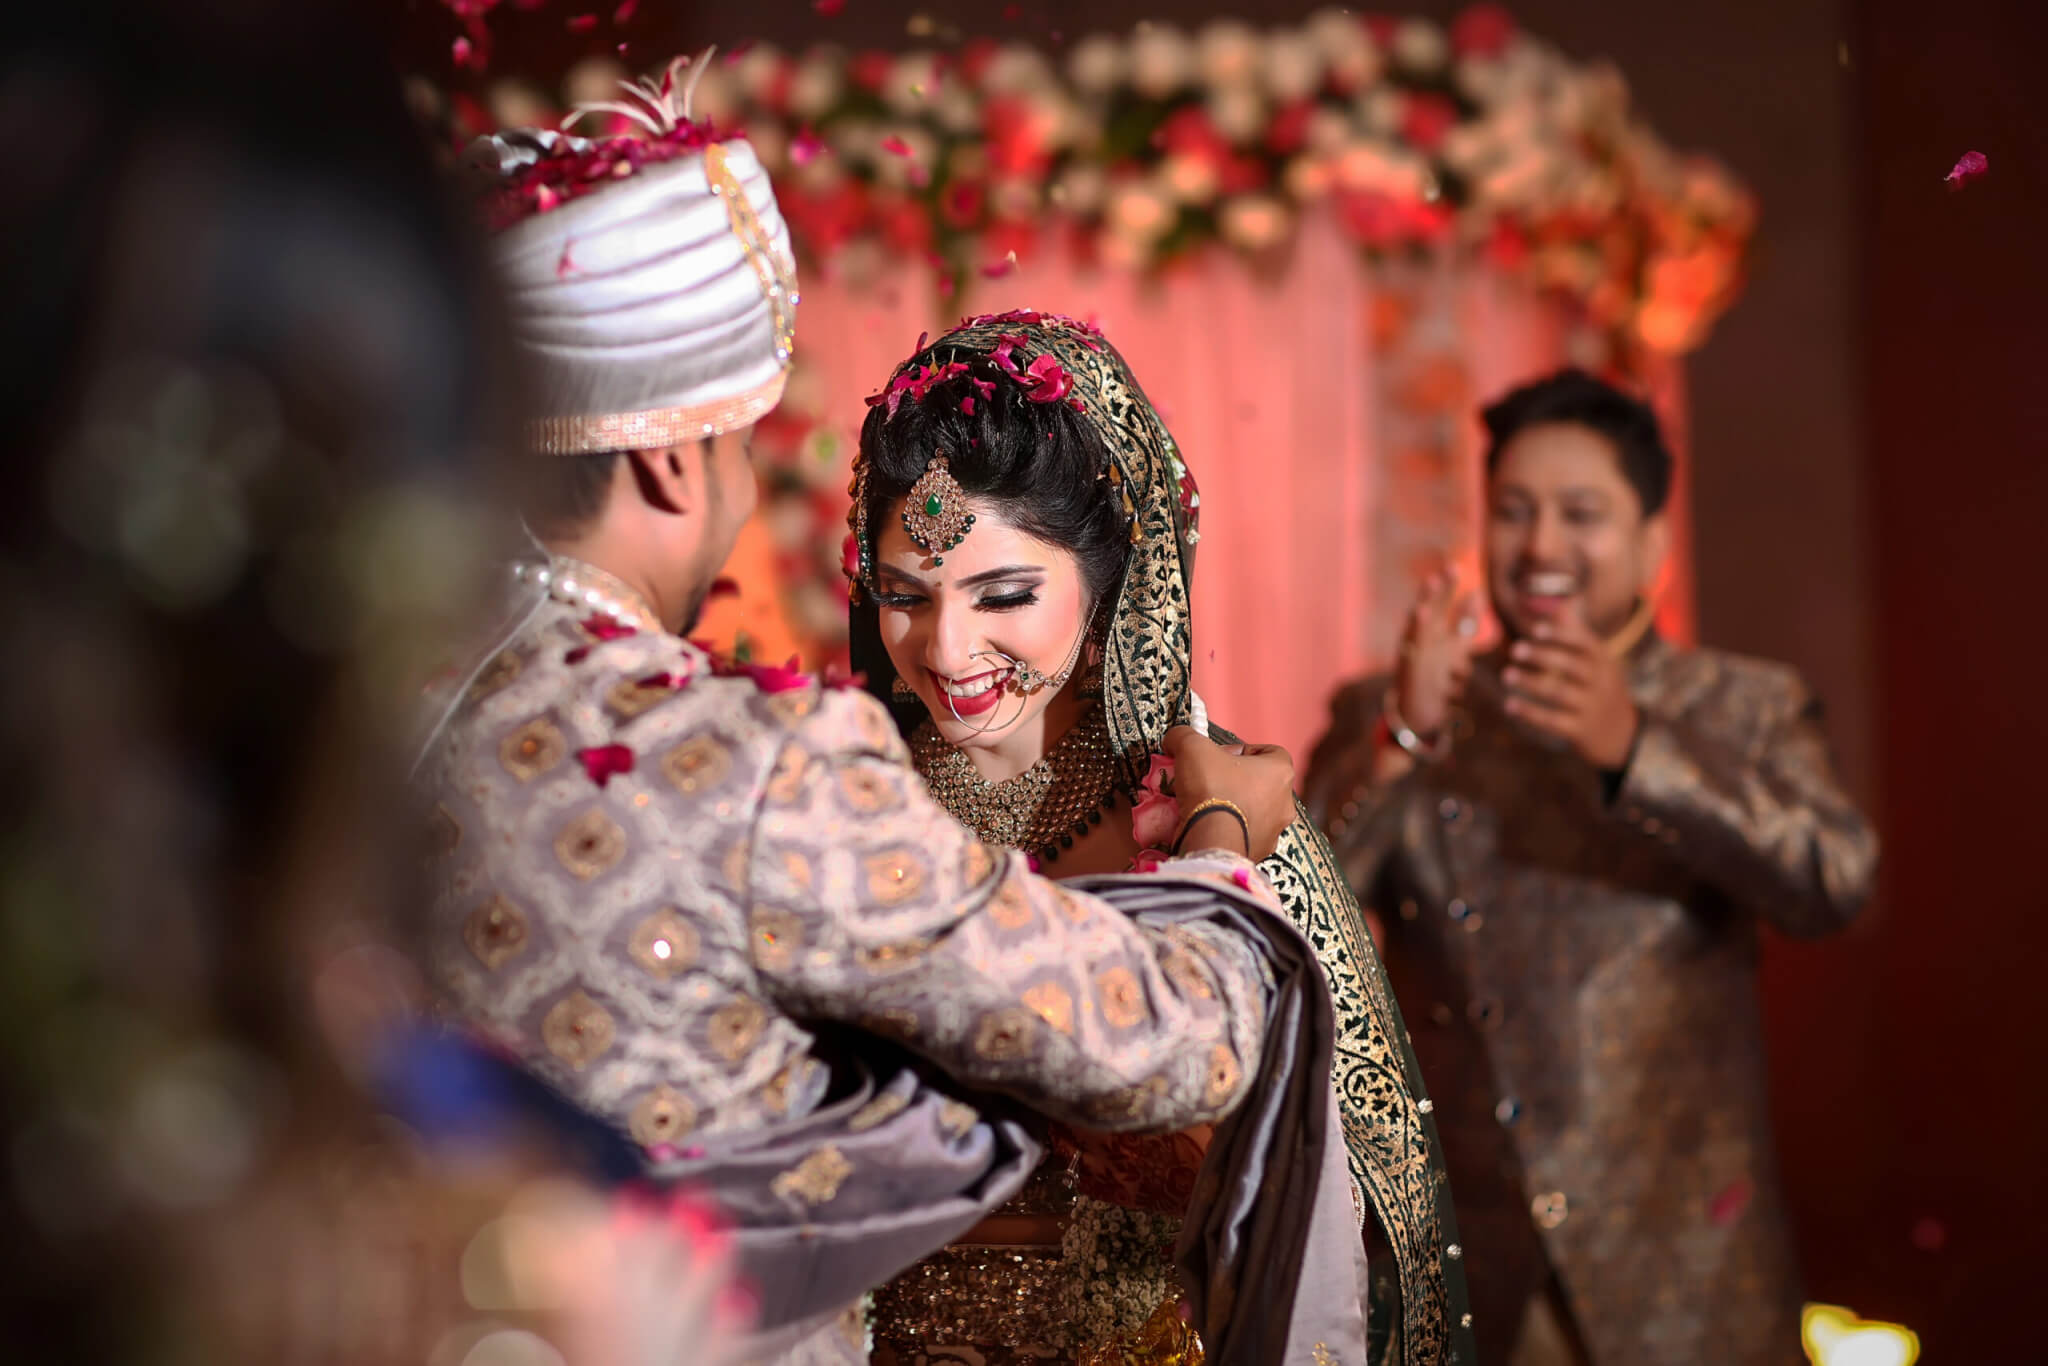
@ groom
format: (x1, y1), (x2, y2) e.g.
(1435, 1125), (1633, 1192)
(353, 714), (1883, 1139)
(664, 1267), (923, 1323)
(416, 98), (1325, 1365)
(1306, 369), (1878, 1365)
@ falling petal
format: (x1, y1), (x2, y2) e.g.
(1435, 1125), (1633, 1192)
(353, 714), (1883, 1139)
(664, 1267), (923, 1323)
(452, 36), (474, 67)
(813, 0), (845, 14)
(1944, 150), (1989, 189)
(881, 135), (913, 158)
(1232, 867), (1253, 890)
(613, 0), (638, 20)
(567, 13), (598, 33)
(960, 395), (976, 415)
(581, 615), (639, 641)
(981, 249), (1020, 279)
(556, 242), (577, 278)
(790, 127), (825, 165)
(707, 576), (740, 601)
(1708, 1176), (1754, 1226)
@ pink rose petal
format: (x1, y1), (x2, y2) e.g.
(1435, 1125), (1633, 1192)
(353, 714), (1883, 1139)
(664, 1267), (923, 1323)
(1945, 150), (1989, 189)
(578, 743), (636, 787)
(981, 250), (1019, 279)
(813, 0), (844, 14)
(881, 135), (913, 158)
(566, 13), (597, 33)
(612, 0), (638, 20)
(581, 614), (638, 641)
(1708, 1176), (1754, 1226)
(1232, 867), (1253, 890)
(707, 576), (740, 601)
(790, 127), (825, 166)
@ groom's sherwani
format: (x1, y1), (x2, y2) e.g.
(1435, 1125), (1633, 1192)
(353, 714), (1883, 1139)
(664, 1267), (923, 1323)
(416, 574), (1286, 1361)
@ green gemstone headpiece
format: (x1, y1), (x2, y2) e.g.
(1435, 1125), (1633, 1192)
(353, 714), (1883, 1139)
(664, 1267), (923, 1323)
(900, 452), (975, 566)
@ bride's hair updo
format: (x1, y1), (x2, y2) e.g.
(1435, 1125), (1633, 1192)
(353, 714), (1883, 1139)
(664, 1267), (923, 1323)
(856, 350), (1129, 613)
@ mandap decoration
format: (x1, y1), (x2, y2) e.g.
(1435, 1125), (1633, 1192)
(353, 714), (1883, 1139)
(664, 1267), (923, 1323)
(417, 6), (1753, 756)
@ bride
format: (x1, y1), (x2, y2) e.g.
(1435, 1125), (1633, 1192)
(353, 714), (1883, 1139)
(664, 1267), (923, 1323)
(847, 312), (1476, 1365)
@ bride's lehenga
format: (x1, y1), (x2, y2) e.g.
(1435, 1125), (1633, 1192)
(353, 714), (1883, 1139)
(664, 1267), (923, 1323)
(851, 314), (1477, 1366)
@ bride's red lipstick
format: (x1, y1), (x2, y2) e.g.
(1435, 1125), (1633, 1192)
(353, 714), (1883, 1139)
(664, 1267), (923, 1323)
(929, 666), (1011, 718)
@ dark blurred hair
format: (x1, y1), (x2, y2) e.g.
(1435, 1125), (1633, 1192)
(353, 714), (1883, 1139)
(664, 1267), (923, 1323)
(520, 450), (622, 538)
(1480, 368), (1673, 518)
(855, 350), (1129, 613)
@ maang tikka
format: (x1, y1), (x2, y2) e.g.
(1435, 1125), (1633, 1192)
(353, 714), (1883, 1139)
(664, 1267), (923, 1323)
(901, 452), (975, 565)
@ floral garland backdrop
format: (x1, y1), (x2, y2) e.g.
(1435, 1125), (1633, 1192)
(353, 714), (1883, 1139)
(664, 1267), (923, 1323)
(417, 6), (1749, 673)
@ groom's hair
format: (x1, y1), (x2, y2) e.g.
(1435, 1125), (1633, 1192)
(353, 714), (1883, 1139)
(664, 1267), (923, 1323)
(1480, 368), (1673, 518)
(858, 350), (1129, 613)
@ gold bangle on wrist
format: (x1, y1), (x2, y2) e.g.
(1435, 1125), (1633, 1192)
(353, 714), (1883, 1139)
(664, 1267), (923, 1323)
(1171, 798), (1251, 856)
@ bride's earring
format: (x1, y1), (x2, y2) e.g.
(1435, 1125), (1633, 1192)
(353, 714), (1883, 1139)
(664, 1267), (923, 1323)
(891, 675), (917, 701)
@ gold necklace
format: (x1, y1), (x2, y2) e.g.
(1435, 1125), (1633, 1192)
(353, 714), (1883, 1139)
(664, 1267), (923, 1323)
(911, 706), (1123, 865)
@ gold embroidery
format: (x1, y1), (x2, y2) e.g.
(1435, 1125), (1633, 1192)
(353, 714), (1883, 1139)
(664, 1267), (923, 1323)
(554, 808), (626, 879)
(837, 766), (901, 813)
(1312, 1344), (1336, 1366)
(860, 1008), (920, 1041)
(463, 894), (529, 971)
(988, 880), (1035, 930)
(856, 939), (928, 973)
(962, 839), (996, 885)
(466, 649), (522, 703)
(771, 1145), (852, 1207)
(780, 849), (813, 890)
(972, 1007), (1037, 1061)
(499, 717), (567, 782)
(750, 907), (802, 973)
(541, 990), (615, 1069)
(938, 1099), (979, 1136)
(427, 803), (462, 857)
(628, 1084), (697, 1146)
(764, 743), (808, 805)
(707, 996), (766, 1061)
(848, 1091), (911, 1132)
(1022, 981), (1075, 1035)
(1161, 945), (1216, 1001)
(660, 735), (731, 795)
(1084, 1075), (1169, 1126)
(765, 688), (817, 724)
(761, 1062), (798, 1115)
(1204, 1043), (1241, 1107)
(606, 675), (674, 720)
(1096, 965), (1146, 1030)
(629, 908), (698, 979)
(864, 850), (927, 905)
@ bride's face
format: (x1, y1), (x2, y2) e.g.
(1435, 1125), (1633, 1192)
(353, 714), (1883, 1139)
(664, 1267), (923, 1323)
(871, 497), (1092, 754)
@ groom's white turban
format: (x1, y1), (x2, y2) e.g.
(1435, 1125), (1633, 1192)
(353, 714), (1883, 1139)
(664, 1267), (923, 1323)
(473, 72), (796, 455)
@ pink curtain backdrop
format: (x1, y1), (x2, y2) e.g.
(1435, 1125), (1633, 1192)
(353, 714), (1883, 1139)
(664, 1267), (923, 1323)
(772, 210), (1693, 762)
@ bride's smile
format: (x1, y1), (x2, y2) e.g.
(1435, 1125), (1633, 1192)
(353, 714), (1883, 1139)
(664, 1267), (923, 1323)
(871, 503), (1097, 781)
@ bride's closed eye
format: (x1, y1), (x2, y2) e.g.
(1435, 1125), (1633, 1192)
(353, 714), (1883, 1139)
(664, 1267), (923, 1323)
(874, 586), (1042, 611)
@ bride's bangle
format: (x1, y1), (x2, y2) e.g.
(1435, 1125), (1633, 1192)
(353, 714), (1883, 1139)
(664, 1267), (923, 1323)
(1170, 798), (1251, 856)
(1380, 688), (1451, 763)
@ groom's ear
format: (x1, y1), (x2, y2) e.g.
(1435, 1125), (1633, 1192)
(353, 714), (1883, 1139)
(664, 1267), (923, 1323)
(626, 441), (706, 517)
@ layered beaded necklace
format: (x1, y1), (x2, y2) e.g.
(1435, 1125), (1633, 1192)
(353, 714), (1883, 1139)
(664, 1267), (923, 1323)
(910, 704), (1125, 866)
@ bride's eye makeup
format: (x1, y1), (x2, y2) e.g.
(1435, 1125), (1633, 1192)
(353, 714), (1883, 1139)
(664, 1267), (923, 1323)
(975, 583), (1040, 611)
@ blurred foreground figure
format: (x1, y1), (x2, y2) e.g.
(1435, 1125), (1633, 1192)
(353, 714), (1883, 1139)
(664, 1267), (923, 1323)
(0, 4), (749, 1361)
(418, 57), (1360, 1366)
(1306, 370), (1878, 1365)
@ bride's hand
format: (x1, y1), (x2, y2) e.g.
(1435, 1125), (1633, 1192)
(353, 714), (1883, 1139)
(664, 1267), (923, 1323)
(1163, 726), (1295, 860)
